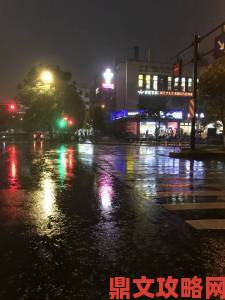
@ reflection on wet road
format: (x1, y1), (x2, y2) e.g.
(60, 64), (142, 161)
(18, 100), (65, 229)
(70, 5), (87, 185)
(0, 142), (225, 299)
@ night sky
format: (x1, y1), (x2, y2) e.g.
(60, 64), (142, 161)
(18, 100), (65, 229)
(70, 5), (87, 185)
(0, 0), (224, 98)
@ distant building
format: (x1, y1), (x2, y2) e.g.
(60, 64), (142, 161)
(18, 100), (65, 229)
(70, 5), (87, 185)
(90, 69), (115, 112)
(115, 47), (193, 111)
(78, 87), (91, 111)
(91, 48), (204, 137)
(112, 47), (196, 137)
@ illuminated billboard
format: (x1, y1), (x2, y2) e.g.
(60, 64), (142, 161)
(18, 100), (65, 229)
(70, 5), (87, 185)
(138, 90), (193, 97)
(102, 68), (114, 90)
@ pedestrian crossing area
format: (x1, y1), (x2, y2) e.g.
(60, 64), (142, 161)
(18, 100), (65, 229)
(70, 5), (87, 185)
(128, 164), (225, 231)
(102, 146), (225, 231)
(163, 202), (225, 211)
(128, 153), (225, 231)
(186, 219), (225, 230)
(161, 198), (225, 231)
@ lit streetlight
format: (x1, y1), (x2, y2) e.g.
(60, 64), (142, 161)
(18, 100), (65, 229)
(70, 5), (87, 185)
(40, 70), (54, 84)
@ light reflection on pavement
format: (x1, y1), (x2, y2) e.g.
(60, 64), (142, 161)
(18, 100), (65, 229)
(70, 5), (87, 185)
(0, 142), (225, 299)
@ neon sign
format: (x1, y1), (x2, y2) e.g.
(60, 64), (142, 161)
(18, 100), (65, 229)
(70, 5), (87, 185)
(138, 90), (193, 97)
(103, 68), (114, 90)
(111, 110), (144, 121)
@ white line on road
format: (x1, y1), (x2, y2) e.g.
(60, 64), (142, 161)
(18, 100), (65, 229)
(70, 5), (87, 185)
(186, 219), (225, 230)
(163, 202), (225, 211)
(155, 191), (225, 198)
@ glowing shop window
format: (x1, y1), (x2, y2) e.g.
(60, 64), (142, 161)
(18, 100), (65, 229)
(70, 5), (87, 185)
(153, 75), (158, 91)
(146, 75), (151, 89)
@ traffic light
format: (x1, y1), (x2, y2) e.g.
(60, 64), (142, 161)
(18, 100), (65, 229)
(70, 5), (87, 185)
(68, 119), (74, 126)
(56, 116), (75, 129)
(9, 103), (16, 112)
(63, 116), (75, 127)
(56, 118), (68, 129)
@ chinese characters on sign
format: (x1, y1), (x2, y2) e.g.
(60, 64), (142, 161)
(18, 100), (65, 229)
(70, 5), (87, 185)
(109, 276), (225, 299)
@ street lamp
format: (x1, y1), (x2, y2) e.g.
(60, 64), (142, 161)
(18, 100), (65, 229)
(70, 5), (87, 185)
(40, 70), (54, 84)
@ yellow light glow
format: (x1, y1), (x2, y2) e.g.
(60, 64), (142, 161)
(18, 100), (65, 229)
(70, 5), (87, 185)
(40, 70), (54, 84)
(42, 177), (55, 217)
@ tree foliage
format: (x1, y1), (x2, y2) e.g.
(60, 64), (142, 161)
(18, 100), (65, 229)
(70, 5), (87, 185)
(91, 105), (108, 131)
(16, 65), (85, 131)
(199, 57), (225, 130)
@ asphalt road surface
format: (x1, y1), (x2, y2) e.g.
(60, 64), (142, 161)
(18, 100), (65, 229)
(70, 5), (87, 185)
(0, 142), (225, 299)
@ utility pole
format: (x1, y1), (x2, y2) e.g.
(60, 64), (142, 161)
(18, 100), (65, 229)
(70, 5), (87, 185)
(190, 34), (200, 151)
(125, 60), (128, 110)
(173, 21), (225, 150)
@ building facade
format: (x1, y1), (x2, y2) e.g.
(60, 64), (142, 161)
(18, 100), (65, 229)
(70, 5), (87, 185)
(90, 48), (206, 137)
(112, 48), (198, 137)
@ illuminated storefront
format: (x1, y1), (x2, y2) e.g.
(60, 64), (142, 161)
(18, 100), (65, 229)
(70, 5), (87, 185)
(180, 122), (192, 135)
(112, 109), (186, 137)
(140, 121), (156, 136)
(167, 121), (178, 132)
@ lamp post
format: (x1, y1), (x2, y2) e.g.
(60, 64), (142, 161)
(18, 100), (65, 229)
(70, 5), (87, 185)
(40, 70), (54, 84)
(190, 34), (200, 151)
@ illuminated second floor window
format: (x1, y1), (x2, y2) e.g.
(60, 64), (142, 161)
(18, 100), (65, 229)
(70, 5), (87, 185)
(138, 74), (143, 88)
(153, 75), (158, 91)
(174, 77), (179, 90)
(168, 77), (172, 91)
(181, 78), (186, 92)
(188, 78), (192, 92)
(146, 75), (151, 89)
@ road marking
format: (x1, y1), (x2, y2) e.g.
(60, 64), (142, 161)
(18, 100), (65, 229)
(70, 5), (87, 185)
(163, 202), (225, 210)
(186, 219), (225, 230)
(154, 191), (225, 198)
(157, 183), (225, 189)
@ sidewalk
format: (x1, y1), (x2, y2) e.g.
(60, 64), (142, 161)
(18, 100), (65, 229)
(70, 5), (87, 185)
(170, 145), (225, 159)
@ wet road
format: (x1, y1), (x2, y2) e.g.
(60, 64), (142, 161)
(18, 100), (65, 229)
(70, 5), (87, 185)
(1, 142), (225, 299)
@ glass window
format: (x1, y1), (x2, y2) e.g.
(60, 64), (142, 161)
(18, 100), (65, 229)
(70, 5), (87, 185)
(153, 75), (158, 91)
(181, 78), (186, 92)
(188, 78), (192, 92)
(174, 77), (179, 90)
(138, 74), (143, 88)
(146, 75), (151, 89)
(158, 76), (165, 90)
(168, 77), (172, 91)
(174, 77), (179, 87)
